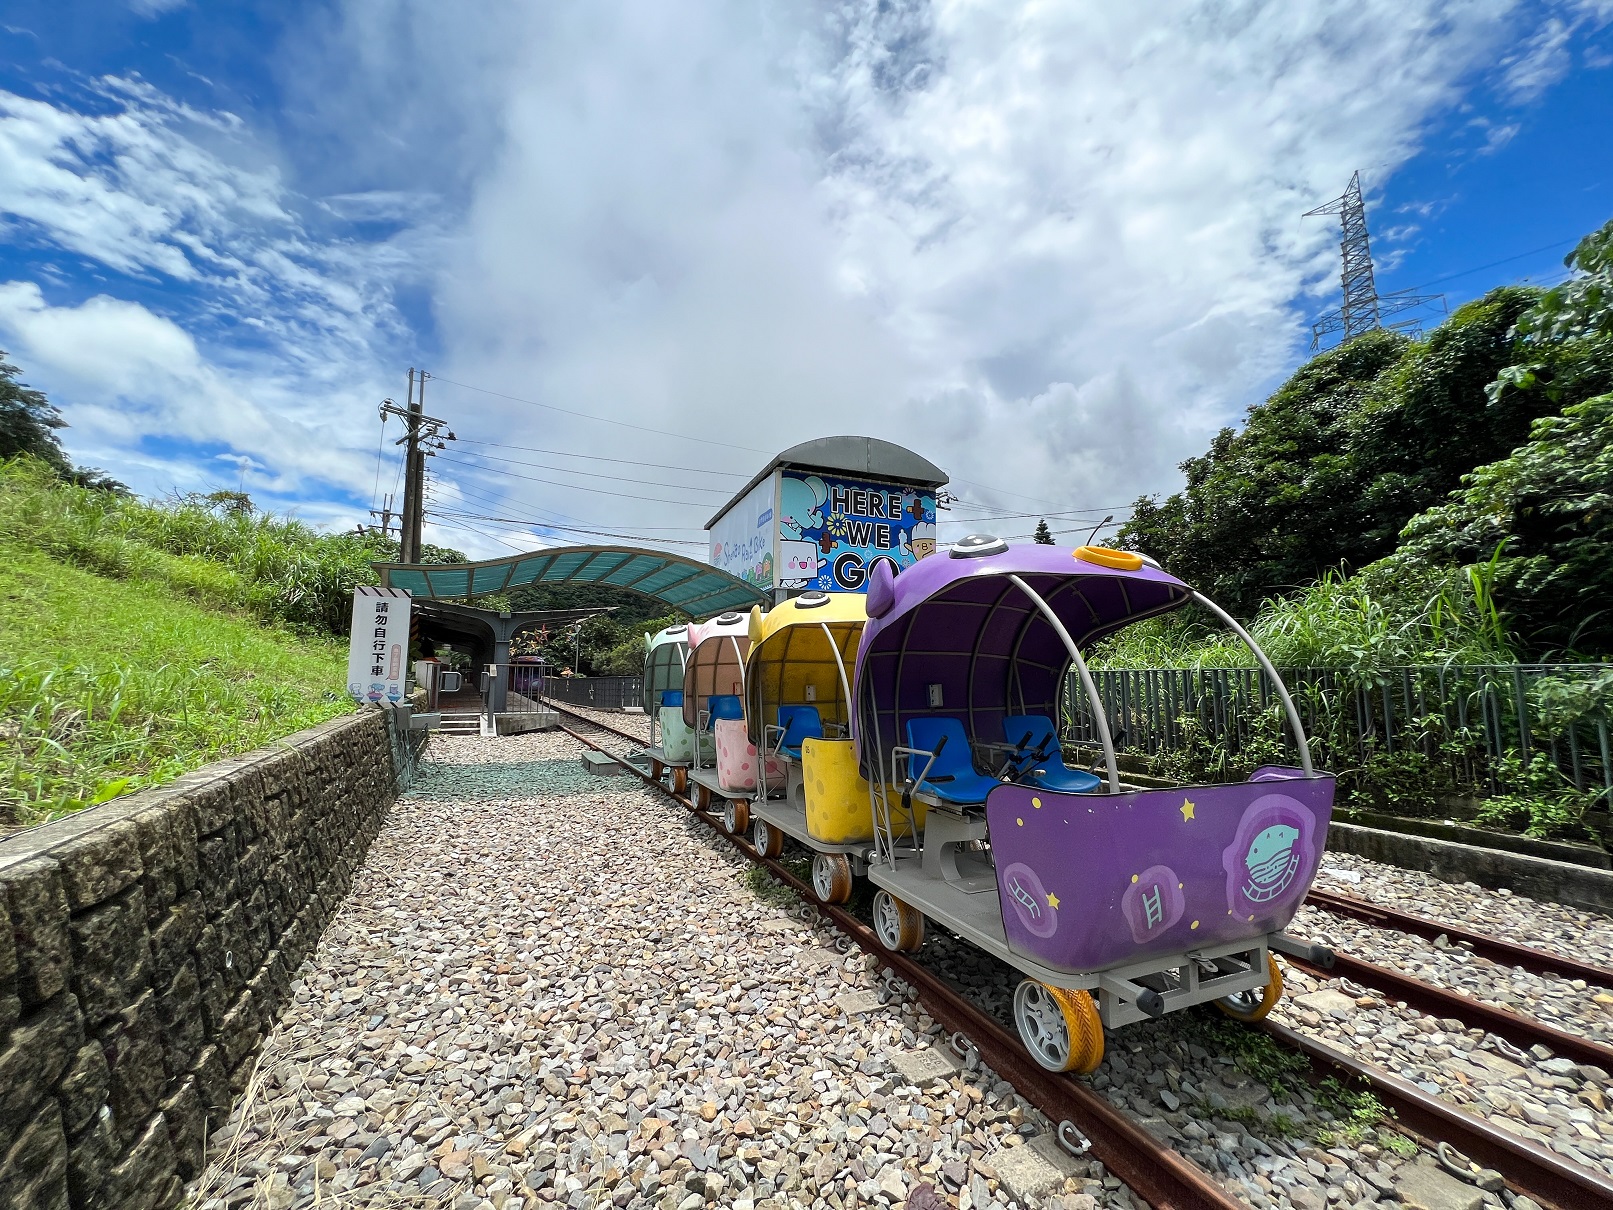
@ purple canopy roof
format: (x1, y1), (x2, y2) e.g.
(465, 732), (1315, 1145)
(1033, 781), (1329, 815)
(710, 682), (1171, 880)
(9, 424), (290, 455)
(853, 542), (1192, 778)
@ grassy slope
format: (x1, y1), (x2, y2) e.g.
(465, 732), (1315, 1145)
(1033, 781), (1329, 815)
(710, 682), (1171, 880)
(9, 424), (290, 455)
(1, 541), (348, 828)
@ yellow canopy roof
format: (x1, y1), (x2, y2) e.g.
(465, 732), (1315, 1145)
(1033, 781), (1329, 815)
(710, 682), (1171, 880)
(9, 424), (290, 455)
(745, 592), (867, 742)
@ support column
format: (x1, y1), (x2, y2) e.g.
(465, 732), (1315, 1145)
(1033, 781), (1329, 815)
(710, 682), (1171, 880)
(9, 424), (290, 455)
(490, 629), (511, 715)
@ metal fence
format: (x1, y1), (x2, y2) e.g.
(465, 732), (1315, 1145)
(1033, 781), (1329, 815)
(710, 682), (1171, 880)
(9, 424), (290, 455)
(537, 674), (644, 711)
(1063, 663), (1613, 800)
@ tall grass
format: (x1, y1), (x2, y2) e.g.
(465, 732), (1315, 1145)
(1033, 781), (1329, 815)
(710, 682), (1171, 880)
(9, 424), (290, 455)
(1095, 554), (1518, 672)
(0, 541), (348, 827)
(0, 456), (389, 634)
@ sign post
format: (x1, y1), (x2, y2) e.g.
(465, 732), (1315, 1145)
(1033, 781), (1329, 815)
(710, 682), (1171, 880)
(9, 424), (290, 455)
(347, 585), (412, 704)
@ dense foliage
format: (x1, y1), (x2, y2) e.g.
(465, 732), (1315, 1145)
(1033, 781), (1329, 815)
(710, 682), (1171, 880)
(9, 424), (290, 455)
(1388, 221), (1613, 655)
(1120, 281), (1610, 620)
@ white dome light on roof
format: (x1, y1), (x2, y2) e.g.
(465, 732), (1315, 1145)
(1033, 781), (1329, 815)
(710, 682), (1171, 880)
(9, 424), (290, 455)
(714, 612), (744, 624)
(950, 534), (1008, 559)
(796, 591), (831, 608)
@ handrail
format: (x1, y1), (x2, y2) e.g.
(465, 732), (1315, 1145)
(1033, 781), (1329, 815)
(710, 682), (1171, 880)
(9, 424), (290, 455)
(1008, 574), (1120, 794)
(1190, 591), (1314, 777)
(822, 622), (854, 714)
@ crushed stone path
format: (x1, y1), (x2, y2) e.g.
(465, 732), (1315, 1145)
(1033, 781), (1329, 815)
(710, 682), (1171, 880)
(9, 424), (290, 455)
(189, 732), (1125, 1210)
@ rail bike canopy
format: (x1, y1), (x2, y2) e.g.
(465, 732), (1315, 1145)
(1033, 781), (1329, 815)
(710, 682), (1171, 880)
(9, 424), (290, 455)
(743, 591), (866, 745)
(853, 538), (1194, 782)
(642, 624), (690, 714)
(681, 611), (754, 727)
(376, 545), (769, 616)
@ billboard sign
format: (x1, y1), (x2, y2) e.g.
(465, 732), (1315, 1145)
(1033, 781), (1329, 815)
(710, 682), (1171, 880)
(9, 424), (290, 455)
(708, 476), (775, 592)
(347, 585), (412, 703)
(777, 471), (937, 592)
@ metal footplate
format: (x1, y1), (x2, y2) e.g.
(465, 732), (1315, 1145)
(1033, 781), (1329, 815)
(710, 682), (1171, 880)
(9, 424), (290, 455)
(1094, 937), (1273, 1029)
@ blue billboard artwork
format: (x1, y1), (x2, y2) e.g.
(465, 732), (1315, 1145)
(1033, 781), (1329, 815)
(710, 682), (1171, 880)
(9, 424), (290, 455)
(778, 471), (937, 592)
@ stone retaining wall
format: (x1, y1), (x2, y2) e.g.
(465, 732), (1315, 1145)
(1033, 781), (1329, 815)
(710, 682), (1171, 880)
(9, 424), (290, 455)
(1328, 820), (1613, 915)
(0, 705), (423, 1210)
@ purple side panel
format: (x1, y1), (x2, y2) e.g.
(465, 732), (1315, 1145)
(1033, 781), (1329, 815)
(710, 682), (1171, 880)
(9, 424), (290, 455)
(985, 771), (1335, 973)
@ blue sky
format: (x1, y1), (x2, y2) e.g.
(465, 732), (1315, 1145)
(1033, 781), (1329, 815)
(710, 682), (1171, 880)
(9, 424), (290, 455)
(1, 1), (1610, 558)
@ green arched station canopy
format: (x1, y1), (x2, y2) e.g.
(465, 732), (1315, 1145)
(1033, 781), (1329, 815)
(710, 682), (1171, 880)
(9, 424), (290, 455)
(376, 545), (770, 616)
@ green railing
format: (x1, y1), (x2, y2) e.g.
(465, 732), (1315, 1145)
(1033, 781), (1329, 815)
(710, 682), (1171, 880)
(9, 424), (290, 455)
(1065, 664), (1613, 805)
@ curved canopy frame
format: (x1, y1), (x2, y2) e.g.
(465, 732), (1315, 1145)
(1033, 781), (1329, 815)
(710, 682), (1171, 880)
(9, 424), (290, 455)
(744, 594), (866, 746)
(377, 545), (769, 616)
(681, 612), (754, 727)
(642, 624), (690, 714)
(853, 544), (1194, 786)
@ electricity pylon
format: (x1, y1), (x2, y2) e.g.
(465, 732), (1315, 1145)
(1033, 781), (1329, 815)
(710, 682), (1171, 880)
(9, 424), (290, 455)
(1305, 171), (1444, 350)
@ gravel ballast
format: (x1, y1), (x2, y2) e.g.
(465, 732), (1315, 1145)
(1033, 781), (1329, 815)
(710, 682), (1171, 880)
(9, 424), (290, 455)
(189, 720), (1613, 1210)
(189, 733), (1127, 1210)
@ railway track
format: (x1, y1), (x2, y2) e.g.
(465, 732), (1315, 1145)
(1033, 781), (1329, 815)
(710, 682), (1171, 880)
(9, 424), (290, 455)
(537, 701), (1613, 1210)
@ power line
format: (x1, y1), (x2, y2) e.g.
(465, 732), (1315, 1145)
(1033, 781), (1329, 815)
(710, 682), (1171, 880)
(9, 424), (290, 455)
(454, 447), (733, 495)
(1391, 237), (1580, 294)
(435, 508), (708, 548)
(435, 478), (706, 533)
(455, 437), (748, 478)
(435, 454), (714, 507)
(429, 375), (773, 455)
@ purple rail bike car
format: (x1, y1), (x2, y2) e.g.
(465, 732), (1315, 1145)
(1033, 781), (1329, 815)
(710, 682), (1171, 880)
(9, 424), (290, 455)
(853, 535), (1336, 1073)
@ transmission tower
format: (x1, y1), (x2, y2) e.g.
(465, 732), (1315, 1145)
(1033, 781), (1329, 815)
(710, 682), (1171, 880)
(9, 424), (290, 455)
(1304, 171), (1444, 350)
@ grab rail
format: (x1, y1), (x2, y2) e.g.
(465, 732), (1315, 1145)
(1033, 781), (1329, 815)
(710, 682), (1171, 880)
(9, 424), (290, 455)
(1189, 591), (1315, 777)
(1008, 574), (1121, 794)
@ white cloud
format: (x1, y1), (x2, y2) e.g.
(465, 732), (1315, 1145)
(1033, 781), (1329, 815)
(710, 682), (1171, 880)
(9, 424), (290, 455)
(0, 78), (432, 513)
(292, 0), (1551, 539)
(2, 1), (1607, 560)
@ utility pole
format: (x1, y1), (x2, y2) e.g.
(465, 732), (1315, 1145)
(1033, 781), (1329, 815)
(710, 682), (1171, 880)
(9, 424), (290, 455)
(378, 368), (455, 564)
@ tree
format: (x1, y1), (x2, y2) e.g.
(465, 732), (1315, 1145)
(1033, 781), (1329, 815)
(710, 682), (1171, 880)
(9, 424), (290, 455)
(1389, 220), (1613, 656)
(1117, 286), (1570, 615)
(1033, 519), (1054, 544)
(0, 353), (70, 475)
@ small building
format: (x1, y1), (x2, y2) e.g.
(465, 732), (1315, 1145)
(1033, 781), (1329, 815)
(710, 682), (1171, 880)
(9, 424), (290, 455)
(705, 436), (948, 602)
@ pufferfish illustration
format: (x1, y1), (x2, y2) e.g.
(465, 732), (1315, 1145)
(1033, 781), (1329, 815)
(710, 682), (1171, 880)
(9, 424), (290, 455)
(1242, 823), (1301, 904)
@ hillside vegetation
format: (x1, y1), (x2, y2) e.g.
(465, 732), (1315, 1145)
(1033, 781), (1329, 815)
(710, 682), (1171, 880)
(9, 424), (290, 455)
(1116, 218), (1613, 668)
(0, 456), (455, 827)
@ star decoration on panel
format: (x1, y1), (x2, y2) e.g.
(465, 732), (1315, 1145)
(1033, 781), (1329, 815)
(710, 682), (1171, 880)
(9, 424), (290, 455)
(1046, 891), (1059, 910)
(1180, 798), (1196, 821)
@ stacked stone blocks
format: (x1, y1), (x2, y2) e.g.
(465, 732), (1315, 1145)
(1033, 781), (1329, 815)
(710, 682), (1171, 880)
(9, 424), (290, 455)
(0, 706), (421, 1210)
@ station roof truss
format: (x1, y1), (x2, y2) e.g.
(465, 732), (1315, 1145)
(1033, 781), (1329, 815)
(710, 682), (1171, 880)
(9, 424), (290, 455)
(375, 545), (770, 617)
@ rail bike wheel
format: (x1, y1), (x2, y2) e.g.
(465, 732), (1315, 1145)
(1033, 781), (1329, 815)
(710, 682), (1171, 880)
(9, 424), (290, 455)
(695, 783), (712, 810)
(872, 890), (925, 952)
(651, 758), (665, 782)
(753, 819), (785, 858)
(1215, 953), (1285, 1023)
(724, 798), (750, 835)
(1013, 980), (1104, 1074)
(811, 853), (853, 904)
(672, 766), (689, 795)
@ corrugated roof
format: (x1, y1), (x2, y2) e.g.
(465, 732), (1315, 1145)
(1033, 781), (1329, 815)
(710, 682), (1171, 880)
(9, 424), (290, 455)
(376, 546), (769, 616)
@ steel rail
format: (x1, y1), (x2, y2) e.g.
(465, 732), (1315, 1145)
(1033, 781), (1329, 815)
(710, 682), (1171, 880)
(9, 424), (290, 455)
(539, 704), (1613, 1210)
(547, 711), (1243, 1210)
(1307, 887), (1613, 989)
(1284, 950), (1613, 1072)
(1264, 1022), (1613, 1210)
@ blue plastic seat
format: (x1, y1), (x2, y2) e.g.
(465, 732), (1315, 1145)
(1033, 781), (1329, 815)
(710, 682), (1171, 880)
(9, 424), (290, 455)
(775, 705), (824, 759)
(903, 717), (1002, 806)
(707, 694), (744, 723)
(661, 690), (684, 708)
(1002, 714), (1102, 794)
